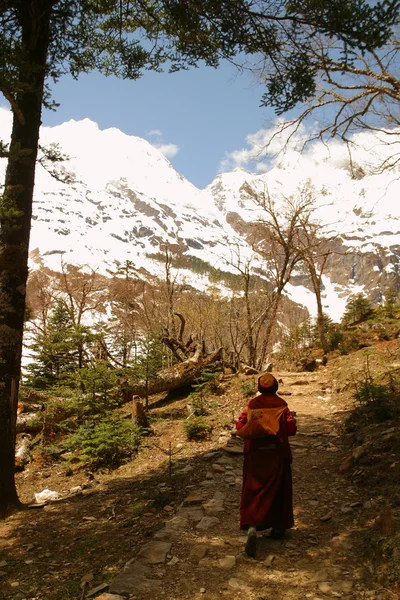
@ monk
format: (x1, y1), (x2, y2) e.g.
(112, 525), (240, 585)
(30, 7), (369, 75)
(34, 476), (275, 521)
(236, 372), (297, 557)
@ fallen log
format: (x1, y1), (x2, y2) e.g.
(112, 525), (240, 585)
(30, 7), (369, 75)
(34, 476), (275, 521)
(121, 348), (223, 401)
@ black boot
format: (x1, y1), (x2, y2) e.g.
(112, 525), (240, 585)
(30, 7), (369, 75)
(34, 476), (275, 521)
(270, 528), (286, 539)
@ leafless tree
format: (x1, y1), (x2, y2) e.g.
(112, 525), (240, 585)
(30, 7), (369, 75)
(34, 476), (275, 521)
(242, 182), (316, 369)
(263, 33), (400, 175)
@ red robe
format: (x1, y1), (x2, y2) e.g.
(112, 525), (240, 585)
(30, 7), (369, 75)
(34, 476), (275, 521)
(236, 392), (297, 531)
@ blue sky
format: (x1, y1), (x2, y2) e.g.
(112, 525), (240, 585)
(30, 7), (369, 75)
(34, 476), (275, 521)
(42, 61), (280, 189)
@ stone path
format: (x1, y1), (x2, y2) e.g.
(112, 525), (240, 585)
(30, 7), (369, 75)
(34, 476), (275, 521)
(92, 371), (389, 600)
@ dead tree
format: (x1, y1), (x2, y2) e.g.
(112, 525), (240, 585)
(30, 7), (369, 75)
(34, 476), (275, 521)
(131, 396), (150, 428)
(241, 183), (310, 369)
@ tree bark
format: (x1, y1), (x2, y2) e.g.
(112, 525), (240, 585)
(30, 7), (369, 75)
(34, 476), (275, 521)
(0, 1), (52, 517)
(123, 348), (223, 400)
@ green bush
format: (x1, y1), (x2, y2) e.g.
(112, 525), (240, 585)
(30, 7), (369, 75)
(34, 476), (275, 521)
(241, 380), (257, 397)
(346, 372), (400, 430)
(66, 417), (143, 470)
(183, 416), (211, 441)
(355, 379), (391, 406)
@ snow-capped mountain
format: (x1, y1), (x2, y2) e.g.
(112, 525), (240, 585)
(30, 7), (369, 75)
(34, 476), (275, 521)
(1, 107), (400, 321)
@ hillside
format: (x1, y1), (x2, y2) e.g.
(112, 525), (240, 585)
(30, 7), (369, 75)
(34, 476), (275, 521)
(1, 333), (399, 600)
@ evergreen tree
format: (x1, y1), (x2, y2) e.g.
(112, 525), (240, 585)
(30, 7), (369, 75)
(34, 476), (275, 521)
(384, 285), (398, 318)
(342, 293), (374, 326)
(136, 333), (164, 410)
(26, 299), (94, 389)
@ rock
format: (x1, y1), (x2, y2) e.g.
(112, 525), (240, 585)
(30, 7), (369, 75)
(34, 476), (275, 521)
(167, 556), (180, 565)
(352, 445), (366, 460)
(96, 595), (125, 600)
(340, 506), (353, 514)
(136, 541), (172, 564)
(178, 465), (193, 473)
(214, 490), (226, 501)
(224, 445), (243, 455)
(203, 498), (225, 514)
(318, 582), (332, 593)
(153, 528), (178, 541)
(87, 583), (109, 597)
(218, 556), (236, 569)
(212, 463), (225, 473)
(196, 516), (220, 530)
(109, 561), (161, 595)
(0, 560), (7, 568)
(365, 590), (376, 598)
(339, 581), (353, 593)
(190, 545), (208, 561)
(228, 578), (252, 591)
(23, 543), (35, 551)
(309, 570), (330, 583)
(340, 456), (352, 472)
(183, 492), (203, 506)
(181, 508), (204, 522)
(167, 515), (189, 530)
(381, 427), (396, 435)
(34, 488), (60, 503)
(203, 451), (220, 460)
(265, 554), (275, 567)
(320, 512), (333, 522)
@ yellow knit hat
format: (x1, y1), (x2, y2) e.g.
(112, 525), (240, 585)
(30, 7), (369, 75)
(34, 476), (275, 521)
(257, 373), (278, 392)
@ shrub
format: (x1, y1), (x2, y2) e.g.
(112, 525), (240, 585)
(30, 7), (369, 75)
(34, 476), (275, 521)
(346, 367), (400, 429)
(241, 380), (257, 397)
(66, 417), (143, 470)
(183, 416), (211, 441)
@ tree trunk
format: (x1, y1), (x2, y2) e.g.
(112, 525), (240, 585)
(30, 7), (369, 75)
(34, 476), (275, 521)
(132, 397), (150, 428)
(0, 1), (51, 517)
(308, 263), (329, 356)
(244, 273), (256, 368)
(256, 293), (281, 371)
(124, 348), (223, 400)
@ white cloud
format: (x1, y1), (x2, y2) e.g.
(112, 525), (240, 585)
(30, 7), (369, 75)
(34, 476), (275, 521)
(147, 129), (162, 137)
(220, 118), (400, 180)
(145, 129), (179, 159)
(152, 142), (179, 159)
(219, 119), (313, 173)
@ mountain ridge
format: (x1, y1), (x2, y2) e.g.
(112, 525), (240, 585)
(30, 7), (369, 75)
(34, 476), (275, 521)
(1, 107), (400, 320)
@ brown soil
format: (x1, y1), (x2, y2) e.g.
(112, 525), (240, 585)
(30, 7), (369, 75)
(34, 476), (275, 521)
(0, 361), (399, 600)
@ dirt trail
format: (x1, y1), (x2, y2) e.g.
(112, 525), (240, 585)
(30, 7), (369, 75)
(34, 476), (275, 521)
(107, 369), (384, 600)
(0, 367), (392, 600)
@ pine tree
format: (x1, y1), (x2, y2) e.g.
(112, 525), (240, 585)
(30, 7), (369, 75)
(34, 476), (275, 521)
(342, 294), (374, 326)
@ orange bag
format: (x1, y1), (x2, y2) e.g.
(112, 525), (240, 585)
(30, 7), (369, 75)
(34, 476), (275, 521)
(236, 405), (287, 440)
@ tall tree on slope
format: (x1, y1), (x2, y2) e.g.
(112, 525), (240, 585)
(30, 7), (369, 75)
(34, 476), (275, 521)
(0, 0), (398, 516)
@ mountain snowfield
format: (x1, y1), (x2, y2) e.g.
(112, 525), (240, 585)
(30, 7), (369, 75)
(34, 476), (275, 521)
(1, 106), (400, 321)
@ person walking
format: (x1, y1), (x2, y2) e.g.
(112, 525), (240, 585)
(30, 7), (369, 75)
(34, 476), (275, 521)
(236, 372), (297, 557)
